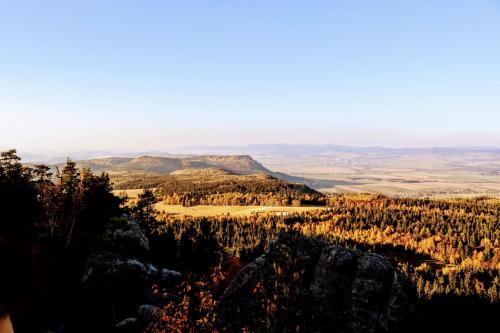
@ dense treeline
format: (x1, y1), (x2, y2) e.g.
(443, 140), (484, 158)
(111, 174), (169, 190)
(157, 213), (500, 301)
(2, 148), (499, 331)
(321, 195), (500, 301)
(112, 169), (326, 206)
(0, 150), (122, 247)
(320, 195), (499, 265)
(0, 150), (123, 331)
(149, 195), (500, 331)
(160, 191), (324, 207)
(154, 171), (325, 206)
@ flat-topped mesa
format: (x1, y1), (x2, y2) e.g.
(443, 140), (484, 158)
(169, 167), (236, 176)
(191, 154), (269, 174)
(47, 154), (324, 195)
(56, 154), (272, 175)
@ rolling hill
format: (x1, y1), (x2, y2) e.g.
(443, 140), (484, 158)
(52, 154), (325, 205)
(152, 168), (325, 206)
(45, 154), (326, 193)
(155, 167), (319, 196)
(60, 154), (269, 176)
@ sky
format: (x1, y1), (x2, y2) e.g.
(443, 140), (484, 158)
(1, 0), (500, 153)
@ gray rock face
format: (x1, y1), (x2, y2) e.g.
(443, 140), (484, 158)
(160, 268), (182, 286)
(218, 233), (410, 333)
(310, 245), (406, 332)
(138, 304), (163, 325)
(115, 317), (140, 333)
(79, 255), (150, 330)
(81, 258), (147, 285)
(114, 220), (150, 255)
(145, 263), (159, 282)
(118, 259), (147, 275)
(76, 218), (155, 332)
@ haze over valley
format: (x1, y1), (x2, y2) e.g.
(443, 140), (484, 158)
(2, 1), (500, 332)
(22, 144), (500, 198)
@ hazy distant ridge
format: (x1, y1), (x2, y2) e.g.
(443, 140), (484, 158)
(172, 144), (500, 156)
(53, 154), (271, 176)
(19, 144), (500, 164)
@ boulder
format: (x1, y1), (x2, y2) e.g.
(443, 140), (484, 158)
(114, 220), (150, 256)
(117, 259), (147, 276)
(138, 304), (163, 325)
(115, 317), (140, 333)
(78, 257), (149, 327)
(73, 218), (154, 332)
(145, 263), (159, 282)
(218, 232), (410, 332)
(160, 268), (182, 286)
(81, 258), (148, 285)
(310, 245), (407, 332)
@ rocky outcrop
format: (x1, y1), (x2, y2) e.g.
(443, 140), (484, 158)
(137, 304), (163, 325)
(74, 220), (151, 332)
(113, 220), (150, 256)
(111, 303), (165, 332)
(218, 232), (411, 332)
(309, 245), (408, 332)
(160, 268), (183, 286)
(145, 263), (159, 282)
(115, 317), (140, 333)
(71, 218), (177, 333)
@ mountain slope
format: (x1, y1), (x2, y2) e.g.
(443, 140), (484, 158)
(153, 168), (325, 206)
(50, 154), (328, 190)
(56, 155), (270, 175)
(185, 155), (269, 175)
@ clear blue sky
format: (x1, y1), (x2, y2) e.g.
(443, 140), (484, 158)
(1, 0), (499, 152)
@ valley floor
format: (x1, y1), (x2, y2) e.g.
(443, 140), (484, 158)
(154, 203), (326, 217)
(113, 189), (326, 217)
(256, 155), (500, 198)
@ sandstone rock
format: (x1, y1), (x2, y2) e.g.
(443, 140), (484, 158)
(138, 304), (163, 325)
(114, 220), (150, 256)
(310, 245), (406, 332)
(218, 232), (410, 332)
(160, 268), (182, 286)
(115, 317), (140, 333)
(145, 263), (159, 282)
(117, 259), (147, 279)
(75, 218), (153, 332)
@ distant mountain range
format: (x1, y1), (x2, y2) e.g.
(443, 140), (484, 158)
(17, 144), (500, 195)
(171, 144), (500, 157)
(18, 144), (500, 163)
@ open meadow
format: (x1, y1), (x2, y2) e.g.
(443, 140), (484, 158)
(154, 203), (325, 217)
(113, 189), (326, 217)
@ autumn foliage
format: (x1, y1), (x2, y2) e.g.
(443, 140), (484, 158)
(147, 194), (499, 331)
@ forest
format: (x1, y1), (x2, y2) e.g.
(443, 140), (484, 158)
(153, 170), (325, 207)
(146, 195), (500, 331)
(0, 149), (498, 332)
(147, 195), (499, 331)
(154, 195), (500, 299)
(0, 150), (124, 331)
